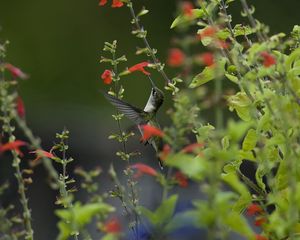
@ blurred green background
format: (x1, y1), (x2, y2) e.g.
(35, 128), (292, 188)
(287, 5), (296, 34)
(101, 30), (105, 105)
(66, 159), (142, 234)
(0, 0), (299, 239)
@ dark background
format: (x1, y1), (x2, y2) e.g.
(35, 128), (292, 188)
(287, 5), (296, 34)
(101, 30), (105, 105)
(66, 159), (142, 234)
(0, 0), (299, 239)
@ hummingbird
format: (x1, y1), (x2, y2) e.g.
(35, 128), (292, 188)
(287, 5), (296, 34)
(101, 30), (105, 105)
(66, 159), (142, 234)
(103, 77), (165, 168)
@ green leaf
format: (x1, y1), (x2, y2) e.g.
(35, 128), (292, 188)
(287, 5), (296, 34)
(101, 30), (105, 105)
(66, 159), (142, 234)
(225, 73), (239, 84)
(227, 119), (253, 142)
(164, 210), (198, 233)
(56, 202), (115, 240)
(189, 66), (214, 87)
(242, 129), (257, 151)
(255, 164), (266, 192)
(170, 9), (204, 29)
(223, 212), (254, 239)
(227, 92), (253, 121)
(165, 154), (206, 180)
(233, 24), (253, 37)
(189, 58), (226, 88)
(101, 234), (119, 240)
(221, 171), (251, 200)
(140, 195), (178, 227)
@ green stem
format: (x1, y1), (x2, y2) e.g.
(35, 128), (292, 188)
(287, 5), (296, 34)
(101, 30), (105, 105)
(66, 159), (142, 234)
(127, 1), (170, 84)
(0, 51), (34, 240)
(14, 114), (59, 187)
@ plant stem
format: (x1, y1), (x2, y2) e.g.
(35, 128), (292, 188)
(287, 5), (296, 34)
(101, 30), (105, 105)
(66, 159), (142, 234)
(127, 1), (170, 84)
(111, 46), (139, 240)
(13, 114), (59, 187)
(0, 52), (34, 240)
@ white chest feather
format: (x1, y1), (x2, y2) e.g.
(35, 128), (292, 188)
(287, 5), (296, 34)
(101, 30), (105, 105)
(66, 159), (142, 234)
(144, 96), (155, 113)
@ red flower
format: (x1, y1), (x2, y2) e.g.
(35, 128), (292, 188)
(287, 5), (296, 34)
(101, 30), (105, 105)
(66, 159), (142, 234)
(181, 143), (204, 153)
(99, 0), (123, 8)
(140, 125), (164, 142)
(101, 70), (113, 85)
(112, 0), (123, 8)
(103, 218), (121, 233)
(5, 63), (28, 80)
(254, 217), (267, 227)
(128, 62), (150, 75)
(182, 2), (194, 17)
(199, 26), (217, 39)
(246, 203), (263, 216)
(16, 96), (26, 118)
(255, 234), (268, 240)
(159, 144), (171, 161)
(261, 51), (276, 67)
(198, 52), (215, 66)
(215, 40), (229, 49)
(30, 149), (55, 162)
(99, 0), (107, 6)
(174, 171), (188, 188)
(167, 48), (185, 67)
(131, 163), (158, 178)
(0, 140), (27, 157)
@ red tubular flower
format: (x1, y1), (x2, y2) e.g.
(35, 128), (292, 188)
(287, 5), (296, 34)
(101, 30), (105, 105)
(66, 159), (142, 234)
(174, 171), (188, 188)
(199, 26), (217, 39)
(261, 51), (276, 67)
(181, 143), (204, 153)
(140, 125), (164, 142)
(198, 52), (215, 67)
(246, 203), (263, 216)
(182, 2), (194, 17)
(128, 62), (150, 75)
(103, 218), (121, 233)
(30, 149), (55, 162)
(0, 140), (27, 157)
(101, 70), (113, 85)
(5, 63), (28, 80)
(131, 163), (158, 178)
(99, 0), (107, 6)
(112, 0), (123, 8)
(167, 48), (185, 67)
(16, 96), (26, 118)
(254, 217), (267, 227)
(255, 234), (268, 240)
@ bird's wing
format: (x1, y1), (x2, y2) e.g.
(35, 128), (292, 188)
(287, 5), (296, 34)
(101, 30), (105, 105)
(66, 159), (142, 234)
(103, 92), (147, 125)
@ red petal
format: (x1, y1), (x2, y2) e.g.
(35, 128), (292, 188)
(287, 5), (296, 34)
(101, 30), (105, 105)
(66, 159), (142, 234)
(255, 234), (268, 240)
(0, 140), (27, 156)
(261, 51), (276, 67)
(181, 143), (204, 153)
(131, 163), (158, 177)
(182, 2), (194, 16)
(140, 125), (164, 141)
(128, 62), (150, 75)
(5, 63), (28, 80)
(101, 70), (113, 84)
(17, 96), (26, 118)
(174, 171), (188, 188)
(111, 0), (124, 8)
(99, 0), (107, 6)
(103, 218), (121, 233)
(167, 48), (185, 67)
(246, 203), (263, 216)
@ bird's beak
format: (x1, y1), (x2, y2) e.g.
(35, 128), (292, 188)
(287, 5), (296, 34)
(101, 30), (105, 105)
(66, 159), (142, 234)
(148, 76), (156, 88)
